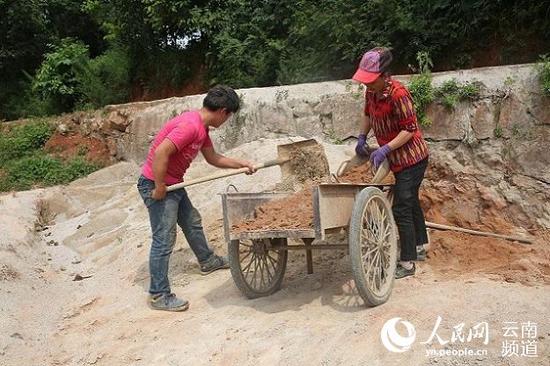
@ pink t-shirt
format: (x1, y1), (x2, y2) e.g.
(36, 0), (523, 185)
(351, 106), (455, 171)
(141, 111), (213, 185)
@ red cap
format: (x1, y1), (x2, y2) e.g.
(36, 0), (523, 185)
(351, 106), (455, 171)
(352, 47), (393, 84)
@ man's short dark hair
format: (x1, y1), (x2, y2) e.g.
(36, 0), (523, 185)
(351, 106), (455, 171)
(203, 85), (240, 113)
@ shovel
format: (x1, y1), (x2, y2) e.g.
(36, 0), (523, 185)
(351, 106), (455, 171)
(166, 139), (328, 192)
(336, 153), (391, 183)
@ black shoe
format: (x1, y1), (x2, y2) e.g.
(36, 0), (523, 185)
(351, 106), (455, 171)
(416, 246), (426, 261)
(395, 262), (416, 279)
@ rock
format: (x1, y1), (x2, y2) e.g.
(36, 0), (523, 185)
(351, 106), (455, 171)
(508, 129), (550, 183)
(106, 139), (117, 157)
(57, 123), (69, 135)
(73, 274), (92, 281)
(314, 94), (363, 140)
(528, 93), (550, 125)
(478, 185), (507, 209)
(288, 99), (313, 118)
(256, 103), (295, 135)
(470, 99), (496, 140)
(295, 115), (323, 137)
(10, 333), (23, 340)
(424, 102), (469, 141)
(497, 93), (536, 137)
(107, 111), (131, 132)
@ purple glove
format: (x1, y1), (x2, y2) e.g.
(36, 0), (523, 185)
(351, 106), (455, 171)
(355, 134), (368, 157)
(370, 144), (391, 169)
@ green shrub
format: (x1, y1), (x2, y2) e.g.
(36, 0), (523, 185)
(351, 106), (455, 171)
(434, 78), (481, 109)
(440, 93), (459, 109)
(77, 46), (131, 109)
(408, 51), (435, 127)
(63, 156), (100, 180)
(458, 82), (481, 99)
(28, 39), (132, 114)
(32, 38), (90, 113)
(437, 79), (461, 96)
(409, 73), (434, 127)
(536, 55), (550, 96)
(0, 120), (54, 165)
(1, 78), (59, 119)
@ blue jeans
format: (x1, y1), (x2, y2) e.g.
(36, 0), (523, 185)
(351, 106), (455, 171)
(137, 175), (213, 295)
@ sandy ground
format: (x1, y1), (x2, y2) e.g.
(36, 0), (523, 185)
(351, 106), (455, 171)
(1, 138), (549, 366)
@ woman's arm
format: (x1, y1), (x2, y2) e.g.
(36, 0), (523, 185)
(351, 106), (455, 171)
(360, 114), (372, 136)
(387, 130), (414, 151)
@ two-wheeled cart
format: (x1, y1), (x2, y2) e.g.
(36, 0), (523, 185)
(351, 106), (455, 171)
(221, 183), (398, 307)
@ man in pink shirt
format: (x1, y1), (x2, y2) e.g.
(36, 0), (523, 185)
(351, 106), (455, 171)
(137, 85), (256, 312)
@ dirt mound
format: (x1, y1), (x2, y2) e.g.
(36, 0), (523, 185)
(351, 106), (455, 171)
(421, 163), (517, 233)
(234, 188), (315, 231)
(45, 132), (113, 165)
(418, 161), (547, 284)
(427, 230), (550, 285)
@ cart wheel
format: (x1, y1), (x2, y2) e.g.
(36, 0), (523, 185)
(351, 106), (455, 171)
(228, 238), (288, 299)
(349, 187), (398, 307)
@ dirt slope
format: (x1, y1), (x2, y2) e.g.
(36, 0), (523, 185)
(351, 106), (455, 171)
(0, 138), (548, 366)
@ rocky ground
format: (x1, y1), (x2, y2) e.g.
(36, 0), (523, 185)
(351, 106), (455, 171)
(0, 138), (549, 366)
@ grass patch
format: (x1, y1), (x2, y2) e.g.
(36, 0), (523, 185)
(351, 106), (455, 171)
(0, 154), (99, 191)
(0, 119), (100, 191)
(0, 120), (54, 164)
(325, 128), (344, 144)
(494, 126), (503, 138)
(435, 78), (481, 109)
(536, 54), (550, 96)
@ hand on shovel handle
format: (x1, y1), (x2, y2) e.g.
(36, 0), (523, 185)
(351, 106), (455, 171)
(239, 160), (257, 175)
(152, 183), (167, 200)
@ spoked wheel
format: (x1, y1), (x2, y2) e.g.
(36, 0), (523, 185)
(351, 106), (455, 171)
(349, 187), (398, 307)
(228, 238), (288, 299)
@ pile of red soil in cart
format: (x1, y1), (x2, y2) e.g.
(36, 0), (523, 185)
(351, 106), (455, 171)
(231, 162), (391, 232)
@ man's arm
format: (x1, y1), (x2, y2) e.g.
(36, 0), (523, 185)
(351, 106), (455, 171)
(201, 146), (256, 174)
(151, 139), (177, 200)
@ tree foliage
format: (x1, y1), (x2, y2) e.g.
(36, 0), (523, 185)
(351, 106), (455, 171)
(1, 0), (549, 120)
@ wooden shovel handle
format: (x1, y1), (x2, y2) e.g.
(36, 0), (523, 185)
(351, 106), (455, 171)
(166, 158), (288, 192)
(426, 221), (533, 244)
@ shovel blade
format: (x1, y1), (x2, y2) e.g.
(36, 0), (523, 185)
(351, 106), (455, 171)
(276, 139), (330, 183)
